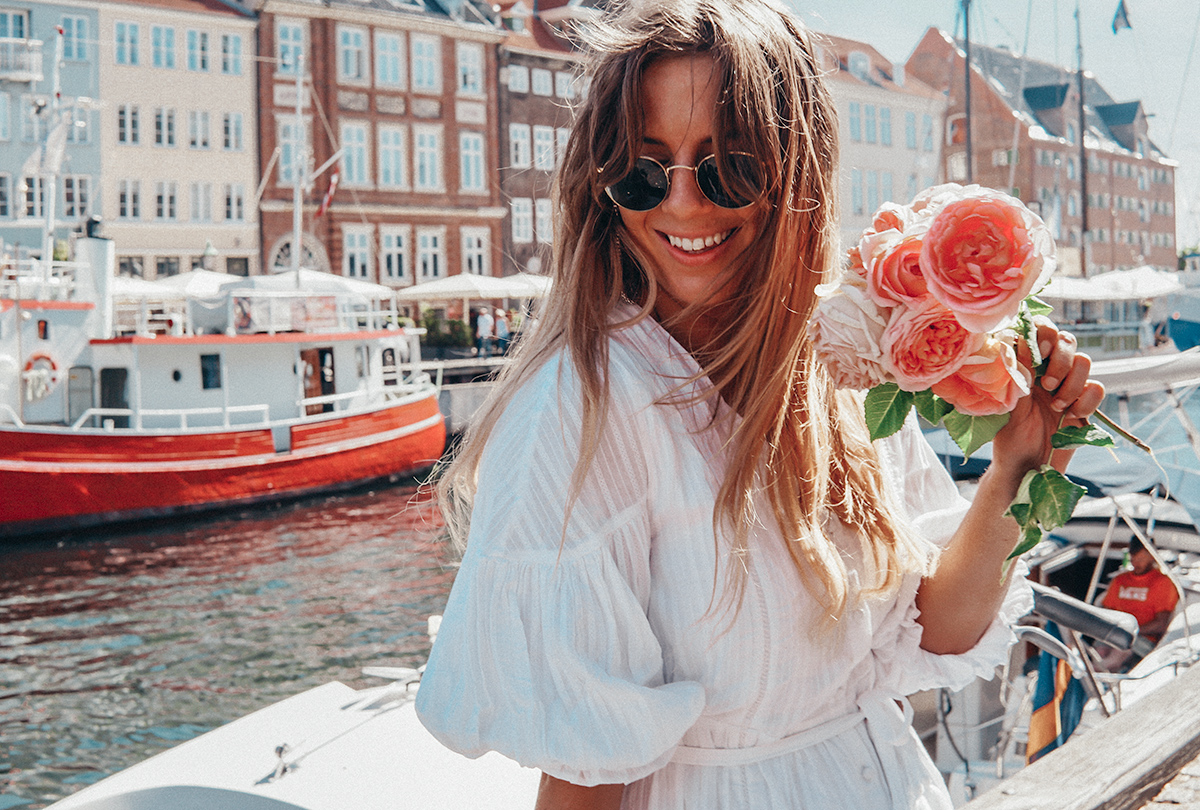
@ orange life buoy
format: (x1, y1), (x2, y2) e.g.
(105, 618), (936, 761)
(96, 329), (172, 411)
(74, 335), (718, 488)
(22, 353), (61, 399)
(24, 352), (58, 376)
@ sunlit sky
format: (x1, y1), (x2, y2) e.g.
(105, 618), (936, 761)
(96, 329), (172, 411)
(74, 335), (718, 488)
(788, 0), (1200, 249)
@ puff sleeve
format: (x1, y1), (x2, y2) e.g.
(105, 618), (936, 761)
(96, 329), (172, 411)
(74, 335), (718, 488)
(415, 353), (706, 786)
(869, 416), (1035, 697)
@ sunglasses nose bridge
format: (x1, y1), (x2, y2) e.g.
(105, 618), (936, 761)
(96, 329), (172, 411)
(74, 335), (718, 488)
(660, 163), (709, 208)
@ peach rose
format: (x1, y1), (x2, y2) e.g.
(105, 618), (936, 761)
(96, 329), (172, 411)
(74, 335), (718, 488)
(871, 201), (915, 234)
(861, 229), (929, 307)
(932, 337), (1032, 416)
(880, 296), (986, 391)
(846, 244), (868, 281)
(919, 188), (1055, 333)
(809, 282), (889, 390)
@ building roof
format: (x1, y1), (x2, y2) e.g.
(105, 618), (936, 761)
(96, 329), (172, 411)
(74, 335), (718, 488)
(817, 32), (942, 100)
(952, 34), (1166, 159)
(102, 0), (254, 18)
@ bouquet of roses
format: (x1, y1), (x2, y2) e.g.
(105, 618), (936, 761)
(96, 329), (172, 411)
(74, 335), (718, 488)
(810, 183), (1119, 559)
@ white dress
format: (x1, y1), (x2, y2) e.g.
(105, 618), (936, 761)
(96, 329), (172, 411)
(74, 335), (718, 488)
(415, 307), (1033, 809)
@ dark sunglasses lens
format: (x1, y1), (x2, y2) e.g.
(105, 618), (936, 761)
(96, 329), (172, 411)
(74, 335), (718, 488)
(697, 153), (763, 208)
(607, 158), (668, 211)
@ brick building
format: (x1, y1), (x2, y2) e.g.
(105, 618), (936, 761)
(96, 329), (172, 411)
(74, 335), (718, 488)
(493, 1), (591, 276)
(907, 27), (1178, 275)
(255, 0), (506, 302)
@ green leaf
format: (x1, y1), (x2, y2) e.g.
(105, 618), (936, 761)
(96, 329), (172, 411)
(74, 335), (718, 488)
(1028, 467), (1087, 531)
(1005, 501), (1032, 526)
(1016, 310), (1042, 367)
(942, 410), (1010, 459)
(1051, 424), (1116, 449)
(1025, 296), (1054, 317)
(913, 389), (954, 426)
(1006, 525), (1044, 560)
(864, 384), (914, 441)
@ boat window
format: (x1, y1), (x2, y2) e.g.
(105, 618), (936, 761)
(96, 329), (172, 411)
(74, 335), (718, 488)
(200, 354), (222, 389)
(382, 347), (397, 386)
(37, 319), (49, 340)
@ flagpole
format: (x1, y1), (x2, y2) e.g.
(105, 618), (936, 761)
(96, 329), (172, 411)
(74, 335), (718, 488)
(291, 52), (305, 289)
(963, 0), (974, 184)
(1076, 2), (1089, 276)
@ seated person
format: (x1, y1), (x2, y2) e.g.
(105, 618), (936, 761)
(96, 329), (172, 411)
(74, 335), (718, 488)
(1096, 536), (1179, 671)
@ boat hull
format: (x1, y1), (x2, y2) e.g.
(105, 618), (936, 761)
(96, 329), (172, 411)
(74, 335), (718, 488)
(0, 392), (445, 538)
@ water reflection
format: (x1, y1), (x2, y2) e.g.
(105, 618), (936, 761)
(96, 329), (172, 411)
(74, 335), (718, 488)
(0, 484), (453, 809)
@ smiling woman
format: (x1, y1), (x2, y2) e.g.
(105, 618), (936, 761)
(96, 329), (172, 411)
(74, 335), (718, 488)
(414, 1), (1102, 808)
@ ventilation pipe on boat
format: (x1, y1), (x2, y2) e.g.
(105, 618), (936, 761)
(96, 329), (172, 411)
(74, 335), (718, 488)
(74, 236), (116, 340)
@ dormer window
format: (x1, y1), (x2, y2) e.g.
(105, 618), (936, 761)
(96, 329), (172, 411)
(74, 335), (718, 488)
(848, 51), (870, 81)
(1066, 123), (1076, 145)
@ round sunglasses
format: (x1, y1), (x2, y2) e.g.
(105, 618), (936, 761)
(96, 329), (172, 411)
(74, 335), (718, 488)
(605, 152), (766, 212)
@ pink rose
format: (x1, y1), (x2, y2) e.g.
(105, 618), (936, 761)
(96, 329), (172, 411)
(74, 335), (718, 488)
(932, 337), (1032, 416)
(871, 201), (914, 234)
(810, 282), (890, 390)
(880, 297), (985, 391)
(862, 230), (929, 307)
(846, 244), (868, 281)
(919, 188), (1055, 333)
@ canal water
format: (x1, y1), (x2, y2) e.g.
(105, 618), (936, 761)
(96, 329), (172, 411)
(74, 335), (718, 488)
(0, 482), (455, 809)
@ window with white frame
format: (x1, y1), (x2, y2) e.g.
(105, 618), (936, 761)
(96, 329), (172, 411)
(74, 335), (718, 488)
(63, 176), (90, 217)
(413, 124), (442, 191)
(21, 176), (44, 217)
(21, 94), (44, 142)
(277, 116), (308, 185)
(535, 198), (552, 244)
(904, 110), (916, 149)
(509, 123), (531, 168)
(340, 122), (369, 185)
(556, 127), (570, 166)
(223, 112), (243, 151)
(416, 227), (445, 278)
(221, 34), (242, 75)
(115, 22), (139, 65)
(411, 34), (441, 94)
(880, 107), (892, 147)
(511, 197), (533, 243)
(508, 64), (529, 93)
(378, 125), (407, 188)
(224, 184), (245, 221)
(459, 131), (484, 192)
(533, 126), (554, 171)
(155, 107), (175, 146)
(380, 226), (410, 282)
(848, 102), (861, 142)
(62, 16), (88, 61)
(456, 42), (483, 95)
(864, 104), (876, 144)
(338, 26), (367, 82)
(188, 110), (210, 149)
(190, 182), (212, 222)
(187, 30), (209, 71)
(850, 168), (863, 216)
(154, 181), (177, 220)
(0, 93), (8, 141)
(67, 108), (89, 144)
(117, 179), (139, 219)
(461, 227), (489, 274)
(343, 226), (371, 278)
(866, 170), (879, 212)
(117, 104), (140, 144)
(277, 21), (304, 74)
(375, 31), (404, 88)
(882, 171), (893, 203)
(152, 25), (175, 68)
(0, 175), (9, 217)
(554, 71), (575, 99)
(531, 68), (552, 96)
(0, 11), (24, 39)
(922, 114), (934, 151)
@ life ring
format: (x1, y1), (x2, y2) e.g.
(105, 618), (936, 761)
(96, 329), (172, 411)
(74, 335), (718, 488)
(22, 352), (60, 401)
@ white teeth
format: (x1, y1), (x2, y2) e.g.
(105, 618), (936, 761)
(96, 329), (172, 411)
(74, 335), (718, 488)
(668, 230), (731, 252)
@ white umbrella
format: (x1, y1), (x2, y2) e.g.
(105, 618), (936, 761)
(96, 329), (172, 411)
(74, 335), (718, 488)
(1090, 266), (1185, 300)
(112, 275), (181, 300)
(394, 272), (550, 302)
(240, 268), (395, 301)
(154, 269), (242, 298)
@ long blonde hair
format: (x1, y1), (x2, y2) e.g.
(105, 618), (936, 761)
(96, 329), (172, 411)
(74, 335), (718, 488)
(438, 0), (926, 624)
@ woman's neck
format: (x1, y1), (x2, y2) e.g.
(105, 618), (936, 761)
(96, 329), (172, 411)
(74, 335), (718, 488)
(652, 287), (734, 356)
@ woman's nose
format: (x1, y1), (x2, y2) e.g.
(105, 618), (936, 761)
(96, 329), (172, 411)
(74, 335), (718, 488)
(661, 165), (710, 213)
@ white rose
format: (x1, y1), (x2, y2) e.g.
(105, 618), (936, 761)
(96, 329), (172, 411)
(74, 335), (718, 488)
(809, 282), (891, 390)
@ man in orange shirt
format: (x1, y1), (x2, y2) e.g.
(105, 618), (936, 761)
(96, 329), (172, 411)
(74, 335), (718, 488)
(1098, 536), (1179, 670)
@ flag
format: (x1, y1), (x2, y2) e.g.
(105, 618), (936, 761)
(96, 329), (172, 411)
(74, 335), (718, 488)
(315, 170), (339, 218)
(1026, 622), (1087, 764)
(1112, 0), (1132, 33)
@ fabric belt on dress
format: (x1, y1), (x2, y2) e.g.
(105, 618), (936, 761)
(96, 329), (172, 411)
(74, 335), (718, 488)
(667, 689), (922, 808)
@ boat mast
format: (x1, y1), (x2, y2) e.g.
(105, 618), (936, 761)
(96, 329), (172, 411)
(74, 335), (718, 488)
(41, 26), (64, 289)
(291, 53), (305, 289)
(1076, 2), (1089, 276)
(963, 0), (973, 184)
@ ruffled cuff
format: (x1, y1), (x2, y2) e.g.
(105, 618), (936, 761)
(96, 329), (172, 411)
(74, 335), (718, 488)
(873, 558), (1034, 697)
(415, 542), (706, 786)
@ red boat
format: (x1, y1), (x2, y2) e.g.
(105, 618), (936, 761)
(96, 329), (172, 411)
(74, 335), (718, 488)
(0, 239), (445, 538)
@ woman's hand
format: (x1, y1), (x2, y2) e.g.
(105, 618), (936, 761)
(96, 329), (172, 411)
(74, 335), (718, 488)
(989, 319), (1106, 492)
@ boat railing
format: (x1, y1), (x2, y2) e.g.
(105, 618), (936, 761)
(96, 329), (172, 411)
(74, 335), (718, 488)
(0, 258), (82, 301)
(0, 37), (43, 82)
(70, 404), (271, 431)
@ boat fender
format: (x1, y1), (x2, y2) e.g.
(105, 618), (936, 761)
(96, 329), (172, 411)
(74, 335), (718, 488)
(22, 352), (59, 401)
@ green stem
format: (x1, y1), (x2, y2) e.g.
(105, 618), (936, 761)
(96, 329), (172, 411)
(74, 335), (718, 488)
(1090, 407), (1153, 454)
